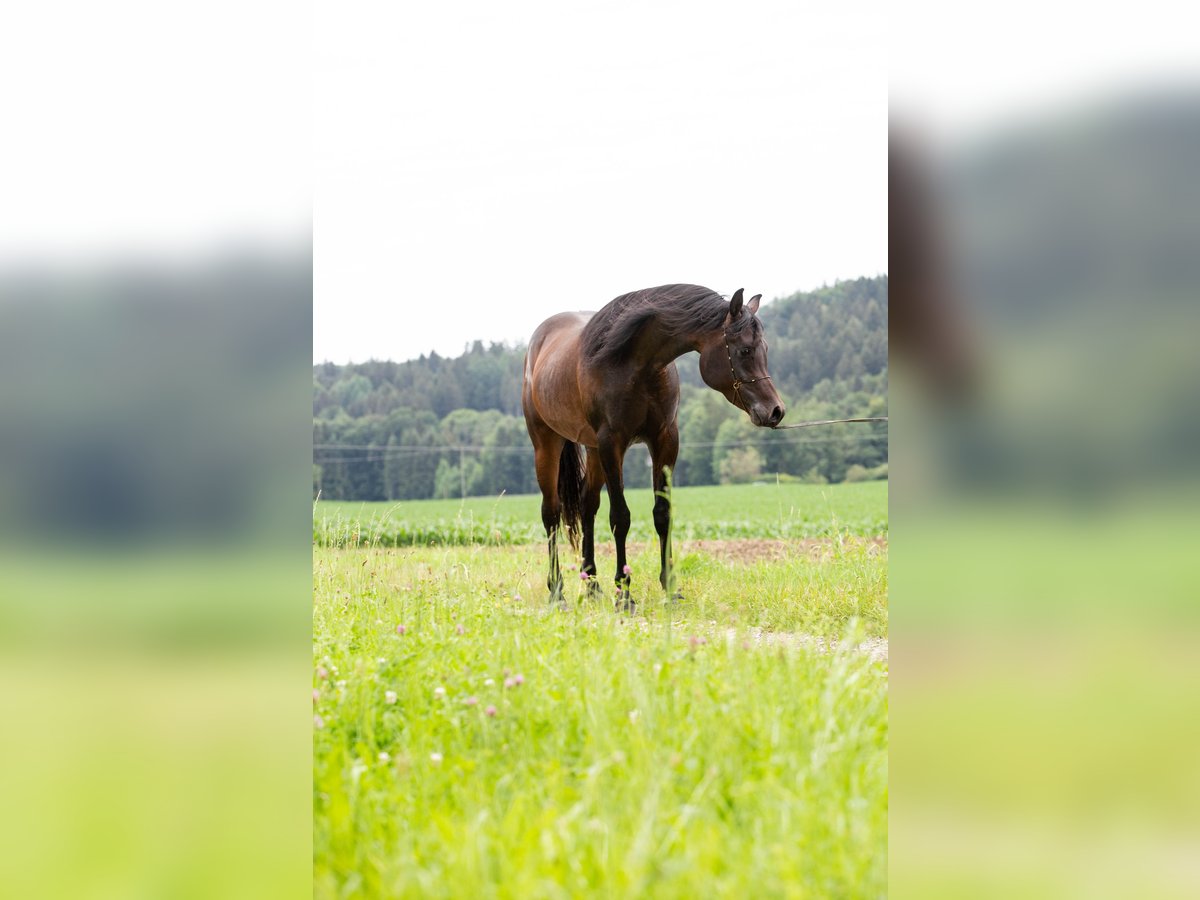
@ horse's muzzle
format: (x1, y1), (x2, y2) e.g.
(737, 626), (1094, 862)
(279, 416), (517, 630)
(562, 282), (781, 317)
(750, 404), (785, 428)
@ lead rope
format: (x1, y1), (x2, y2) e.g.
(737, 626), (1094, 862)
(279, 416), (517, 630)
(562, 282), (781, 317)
(770, 416), (888, 429)
(724, 327), (888, 430)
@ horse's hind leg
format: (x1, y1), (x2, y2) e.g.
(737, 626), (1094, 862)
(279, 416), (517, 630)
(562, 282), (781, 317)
(531, 431), (566, 604)
(580, 449), (605, 600)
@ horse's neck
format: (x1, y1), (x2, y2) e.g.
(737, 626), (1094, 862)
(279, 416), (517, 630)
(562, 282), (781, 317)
(628, 316), (704, 372)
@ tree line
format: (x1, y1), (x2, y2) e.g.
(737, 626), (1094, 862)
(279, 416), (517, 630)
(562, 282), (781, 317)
(314, 276), (887, 500)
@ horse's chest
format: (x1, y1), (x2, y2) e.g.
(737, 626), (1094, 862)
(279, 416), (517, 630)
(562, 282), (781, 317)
(594, 377), (678, 436)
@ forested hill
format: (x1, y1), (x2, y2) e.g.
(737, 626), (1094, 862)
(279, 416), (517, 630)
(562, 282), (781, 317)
(314, 276), (887, 500)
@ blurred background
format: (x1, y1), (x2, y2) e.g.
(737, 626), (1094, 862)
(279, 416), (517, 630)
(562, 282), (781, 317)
(5, 0), (1199, 894)
(0, 1), (310, 897)
(891, 3), (1200, 894)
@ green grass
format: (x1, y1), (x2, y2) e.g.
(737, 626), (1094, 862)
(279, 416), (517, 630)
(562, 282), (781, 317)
(314, 481), (888, 548)
(314, 483), (888, 897)
(314, 547), (887, 898)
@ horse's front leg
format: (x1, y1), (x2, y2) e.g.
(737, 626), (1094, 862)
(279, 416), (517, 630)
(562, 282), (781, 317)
(649, 427), (681, 599)
(596, 431), (632, 609)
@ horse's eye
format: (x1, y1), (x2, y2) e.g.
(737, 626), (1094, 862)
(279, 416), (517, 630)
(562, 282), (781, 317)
(739, 347), (752, 357)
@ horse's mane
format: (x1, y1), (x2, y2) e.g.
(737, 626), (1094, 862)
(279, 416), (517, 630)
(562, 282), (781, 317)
(581, 283), (739, 363)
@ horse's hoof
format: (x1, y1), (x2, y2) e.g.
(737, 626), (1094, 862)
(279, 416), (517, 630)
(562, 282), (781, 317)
(613, 591), (636, 615)
(586, 580), (604, 601)
(658, 581), (684, 601)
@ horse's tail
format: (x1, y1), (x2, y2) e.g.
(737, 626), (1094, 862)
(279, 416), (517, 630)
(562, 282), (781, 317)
(558, 440), (584, 550)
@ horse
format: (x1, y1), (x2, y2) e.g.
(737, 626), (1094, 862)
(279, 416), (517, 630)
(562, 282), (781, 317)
(522, 284), (785, 607)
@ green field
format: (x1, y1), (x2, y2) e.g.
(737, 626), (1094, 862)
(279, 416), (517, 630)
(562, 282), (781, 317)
(314, 483), (888, 897)
(314, 480), (888, 548)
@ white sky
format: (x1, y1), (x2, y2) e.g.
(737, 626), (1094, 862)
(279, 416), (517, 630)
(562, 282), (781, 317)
(890, 1), (1200, 145)
(5, 2), (1194, 365)
(0, 0), (310, 266)
(313, 1), (888, 362)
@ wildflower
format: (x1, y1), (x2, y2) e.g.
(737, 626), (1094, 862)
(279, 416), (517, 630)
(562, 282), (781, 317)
(464, 696), (479, 707)
(513, 593), (522, 602)
(336, 679), (347, 688)
(316, 666), (329, 680)
(385, 690), (398, 704)
(485, 705), (497, 717)
(314, 715), (324, 729)
(456, 624), (465, 635)
(579, 570), (588, 581)
(483, 678), (495, 687)
(396, 624), (407, 635)
(378, 751), (390, 762)
(434, 686), (446, 698)
(312, 689), (320, 703)
(430, 752), (443, 765)
(504, 673), (525, 689)
(623, 564), (632, 576)
(504, 677), (515, 688)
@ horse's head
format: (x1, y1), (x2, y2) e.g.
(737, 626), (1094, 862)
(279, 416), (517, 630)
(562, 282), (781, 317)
(699, 288), (786, 428)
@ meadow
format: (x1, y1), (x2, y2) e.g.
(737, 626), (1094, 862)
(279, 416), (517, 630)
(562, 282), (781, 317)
(314, 482), (888, 898)
(314, 480), (888, 547)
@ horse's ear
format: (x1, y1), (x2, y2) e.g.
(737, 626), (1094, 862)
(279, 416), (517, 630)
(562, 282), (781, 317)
(748, 294), (762, 316)
(729, 288), (745, 320)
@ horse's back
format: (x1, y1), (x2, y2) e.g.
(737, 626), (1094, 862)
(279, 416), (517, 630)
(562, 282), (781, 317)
(527, 312), (590, 360)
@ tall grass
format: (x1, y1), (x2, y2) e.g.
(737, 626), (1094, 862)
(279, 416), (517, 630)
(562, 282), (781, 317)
(313, 546), (887, 897)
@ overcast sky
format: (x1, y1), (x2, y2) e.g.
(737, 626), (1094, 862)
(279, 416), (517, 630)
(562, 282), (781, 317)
(6, 1), (1194, 366)
(313, 1), (888, 363)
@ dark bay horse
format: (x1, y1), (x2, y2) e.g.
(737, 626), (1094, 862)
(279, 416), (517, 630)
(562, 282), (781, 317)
(522, 284), (785, 605)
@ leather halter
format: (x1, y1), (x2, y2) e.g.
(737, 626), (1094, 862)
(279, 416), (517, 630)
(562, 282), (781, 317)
(723, 326), (772, 411)
(721, 325), (889, 429)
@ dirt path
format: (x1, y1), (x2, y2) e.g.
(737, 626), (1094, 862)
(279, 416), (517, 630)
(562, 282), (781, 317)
(576, 537), (889, 662)
(724, 628), (888, 663)
(625, 536), (887, 564)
